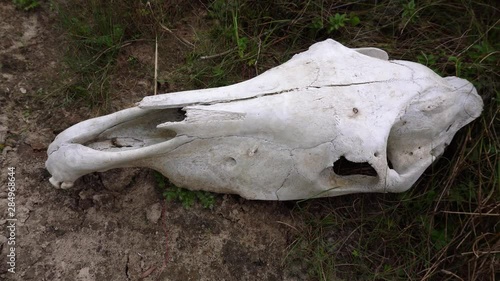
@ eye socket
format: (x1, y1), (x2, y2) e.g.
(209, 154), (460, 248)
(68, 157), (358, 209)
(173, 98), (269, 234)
(332, 156), (378, 177)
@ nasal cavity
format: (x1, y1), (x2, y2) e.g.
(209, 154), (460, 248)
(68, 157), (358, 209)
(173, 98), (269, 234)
(332, 156), (378, 177)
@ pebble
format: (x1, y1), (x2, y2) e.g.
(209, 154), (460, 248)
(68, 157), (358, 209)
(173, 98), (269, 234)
(76, 267), (95, 281)
(146, 202), (162, 224)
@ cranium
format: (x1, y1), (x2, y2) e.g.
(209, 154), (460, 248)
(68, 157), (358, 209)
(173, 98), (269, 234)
(45, 39), (483, 200)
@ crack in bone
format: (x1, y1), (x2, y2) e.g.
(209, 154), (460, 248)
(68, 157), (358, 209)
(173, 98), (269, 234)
(142, 79), (396, 109)
(275, 166), (295, 201)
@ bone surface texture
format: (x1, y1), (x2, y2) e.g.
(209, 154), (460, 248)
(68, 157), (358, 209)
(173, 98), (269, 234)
(45, 39), (483, 200)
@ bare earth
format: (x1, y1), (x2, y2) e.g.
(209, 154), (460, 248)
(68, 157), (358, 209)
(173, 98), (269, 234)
(0, 2), (301, 280)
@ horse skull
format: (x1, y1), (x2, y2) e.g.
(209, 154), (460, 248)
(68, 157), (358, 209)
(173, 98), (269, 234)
(45, 39), (483, 200)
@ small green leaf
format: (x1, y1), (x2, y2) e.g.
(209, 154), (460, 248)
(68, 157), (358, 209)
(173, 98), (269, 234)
(349, 15), (360, 26)
(352, 249), (360, 257)
(311, 17), (323, 30)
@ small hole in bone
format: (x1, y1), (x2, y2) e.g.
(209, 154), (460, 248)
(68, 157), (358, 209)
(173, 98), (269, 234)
(332, 156), (377, 177)
(224, 157), (237, 167)
(374, 152), (379, 157)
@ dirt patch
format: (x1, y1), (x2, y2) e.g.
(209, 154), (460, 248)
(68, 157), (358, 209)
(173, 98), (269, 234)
(0, 2), (298, 280)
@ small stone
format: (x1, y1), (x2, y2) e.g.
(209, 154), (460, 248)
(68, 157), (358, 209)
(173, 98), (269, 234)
(146, 203), (162, 224)
(2, 73), (14, 81)
(76, 267), (95, 281)
(20, 87), (27, 94)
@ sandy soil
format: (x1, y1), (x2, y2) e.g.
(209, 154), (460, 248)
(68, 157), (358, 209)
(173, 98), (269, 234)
(0, 2), (301, 280)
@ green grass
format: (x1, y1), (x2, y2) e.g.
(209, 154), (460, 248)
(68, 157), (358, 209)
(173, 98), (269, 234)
(13, 0), (40, 11)
(51, 0), (499, 280)
(50, 0), (125, 110)
(154, 172), (215, 210)
(50, 0), (180, 110)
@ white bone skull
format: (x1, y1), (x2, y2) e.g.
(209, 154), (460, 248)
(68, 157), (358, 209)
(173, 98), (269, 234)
(45, 39), (483, 200)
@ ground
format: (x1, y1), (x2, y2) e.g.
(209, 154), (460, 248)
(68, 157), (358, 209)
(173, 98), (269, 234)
(0, 2), (299, 280)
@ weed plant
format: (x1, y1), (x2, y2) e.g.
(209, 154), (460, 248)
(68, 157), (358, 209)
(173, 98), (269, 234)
(53, 0), (498, 280)
(154, 172), (215, 209)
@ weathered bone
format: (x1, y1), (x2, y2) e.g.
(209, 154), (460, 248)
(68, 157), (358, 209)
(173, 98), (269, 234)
(45, 39), (483, 200)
